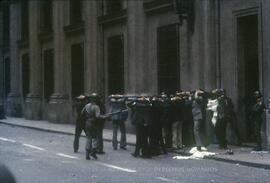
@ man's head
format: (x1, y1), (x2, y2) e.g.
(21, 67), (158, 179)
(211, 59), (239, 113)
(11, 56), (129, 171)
(254, 91), (262, 101)
(86, 93), (100, 103)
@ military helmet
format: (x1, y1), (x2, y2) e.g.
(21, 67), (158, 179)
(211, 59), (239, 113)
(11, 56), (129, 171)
(86, 92), (100, 102)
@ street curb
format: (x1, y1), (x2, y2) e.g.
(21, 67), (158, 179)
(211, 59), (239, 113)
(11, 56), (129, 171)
(205, 156), (270, 170)
(172, 150), (270, 170)
(0, 121), (135, 147)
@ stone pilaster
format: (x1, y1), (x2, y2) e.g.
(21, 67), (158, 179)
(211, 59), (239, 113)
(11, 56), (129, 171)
(0, 6), (4, 105)
(6, 1), (21, 117)
(24, 0), (42, 120)
(262, 0), (270, 150)
(201, 0), (217, 91)
(48, 0), (70, 123)
(84, 0), (100, 94)
(126, 0), (146, 94)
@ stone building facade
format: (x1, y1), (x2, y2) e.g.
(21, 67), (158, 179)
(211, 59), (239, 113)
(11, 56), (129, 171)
(1, 0), (270, 147)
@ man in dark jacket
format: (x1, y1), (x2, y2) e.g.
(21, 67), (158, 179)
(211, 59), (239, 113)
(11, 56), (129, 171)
(128, 97), (152, 158)
(251, 91), (265, 151)
(73, 95), (87, 153)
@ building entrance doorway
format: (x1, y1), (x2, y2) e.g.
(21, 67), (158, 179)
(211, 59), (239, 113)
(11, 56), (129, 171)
(237, 14), (260, 142)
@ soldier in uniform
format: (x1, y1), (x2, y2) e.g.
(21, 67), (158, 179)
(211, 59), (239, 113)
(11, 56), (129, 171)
(81, 93), (108, 160)
(73, 95), (87, 153)
(108, 94), (128, 150)
(251, 91), (265, 151)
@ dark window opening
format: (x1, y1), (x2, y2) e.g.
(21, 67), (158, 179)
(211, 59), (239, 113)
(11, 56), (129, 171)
(21, 0), (29, 40)
(107, 35), (124, 95)
(70, 0), (82, 25)
(4, 58), (11, 97)
(40, 0), (53, 32)
(106, 0), (123, 14)
(43, 49), (54, 101)
(237, 15), (259, 142)
(22, 54), (30, 99)
(157, 24), (180, 94)
(71, 43), (84, 98)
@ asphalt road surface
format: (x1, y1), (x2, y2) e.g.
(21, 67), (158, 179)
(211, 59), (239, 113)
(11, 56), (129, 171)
(0, 124), (270, 183)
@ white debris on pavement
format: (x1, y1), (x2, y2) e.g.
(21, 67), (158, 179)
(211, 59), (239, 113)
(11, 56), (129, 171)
(250, 151), (269, 154)
(173, 147), (217, 160)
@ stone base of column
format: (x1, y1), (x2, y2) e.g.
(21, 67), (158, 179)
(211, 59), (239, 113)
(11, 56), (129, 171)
(5, 93), (22, 117)
(24, 93), (42, 120)
(47, 93), (72, 123)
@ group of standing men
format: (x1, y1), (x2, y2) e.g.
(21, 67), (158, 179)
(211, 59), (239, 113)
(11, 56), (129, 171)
(72, 89), (265, 160)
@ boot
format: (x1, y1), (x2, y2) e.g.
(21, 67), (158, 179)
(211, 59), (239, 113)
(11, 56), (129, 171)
(90, 149), (98, 160)
(85, 152), (90, 160)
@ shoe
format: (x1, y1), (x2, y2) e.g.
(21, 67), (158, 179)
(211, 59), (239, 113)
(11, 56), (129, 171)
(131, 153), (139, 158)
(120, 147), (127, 150)
(224, 149), (234, 155)
(141, 155), (152, 159)
(90, 153), (98, 160)
(113, 147), (117, 150)
(197, 146), (201, 151)
(253, 147), (262, 151)
(74, 149), (78, 153)
(97, 151), (105, 155)
(86, 154), (90, 160)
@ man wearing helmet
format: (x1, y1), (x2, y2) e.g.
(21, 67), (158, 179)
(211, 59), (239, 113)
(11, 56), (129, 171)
(82, 93), (109, 160)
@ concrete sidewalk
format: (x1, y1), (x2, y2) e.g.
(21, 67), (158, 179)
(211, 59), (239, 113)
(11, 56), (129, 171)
(1, 117), (270, 169)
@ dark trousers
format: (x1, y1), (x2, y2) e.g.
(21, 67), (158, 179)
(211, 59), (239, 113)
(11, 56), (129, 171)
(97, 122), (104, 152)
(85, 122), (98, 154)
(193, 120), (203, 147)
(134, 124), (150, 156)
(215, 118), (227, 148)
(73, 118), (86, 152)
(112, 120), (126, 149)
(254, 118), (262, 149)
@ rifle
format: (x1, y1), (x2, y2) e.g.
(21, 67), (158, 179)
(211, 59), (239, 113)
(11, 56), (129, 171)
(100, 109), (129, 119)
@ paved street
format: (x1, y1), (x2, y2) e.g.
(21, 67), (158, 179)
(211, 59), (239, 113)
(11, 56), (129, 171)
(0, 124), (270, 183)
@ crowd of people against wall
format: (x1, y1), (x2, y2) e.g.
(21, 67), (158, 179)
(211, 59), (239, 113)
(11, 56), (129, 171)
(73, 89), (265, 160)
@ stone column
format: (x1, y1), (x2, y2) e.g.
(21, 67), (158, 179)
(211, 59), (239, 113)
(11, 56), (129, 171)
(262, 0), (270, 150)
(6, 1), (21, 117)
(24, 0), (42, 120)
(84, 0), (100, 94)
(126, 0), (146, 94)
(0, 7), (3, 105)
(48, 0), (70, 123)
(201, 0), (217, 91)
